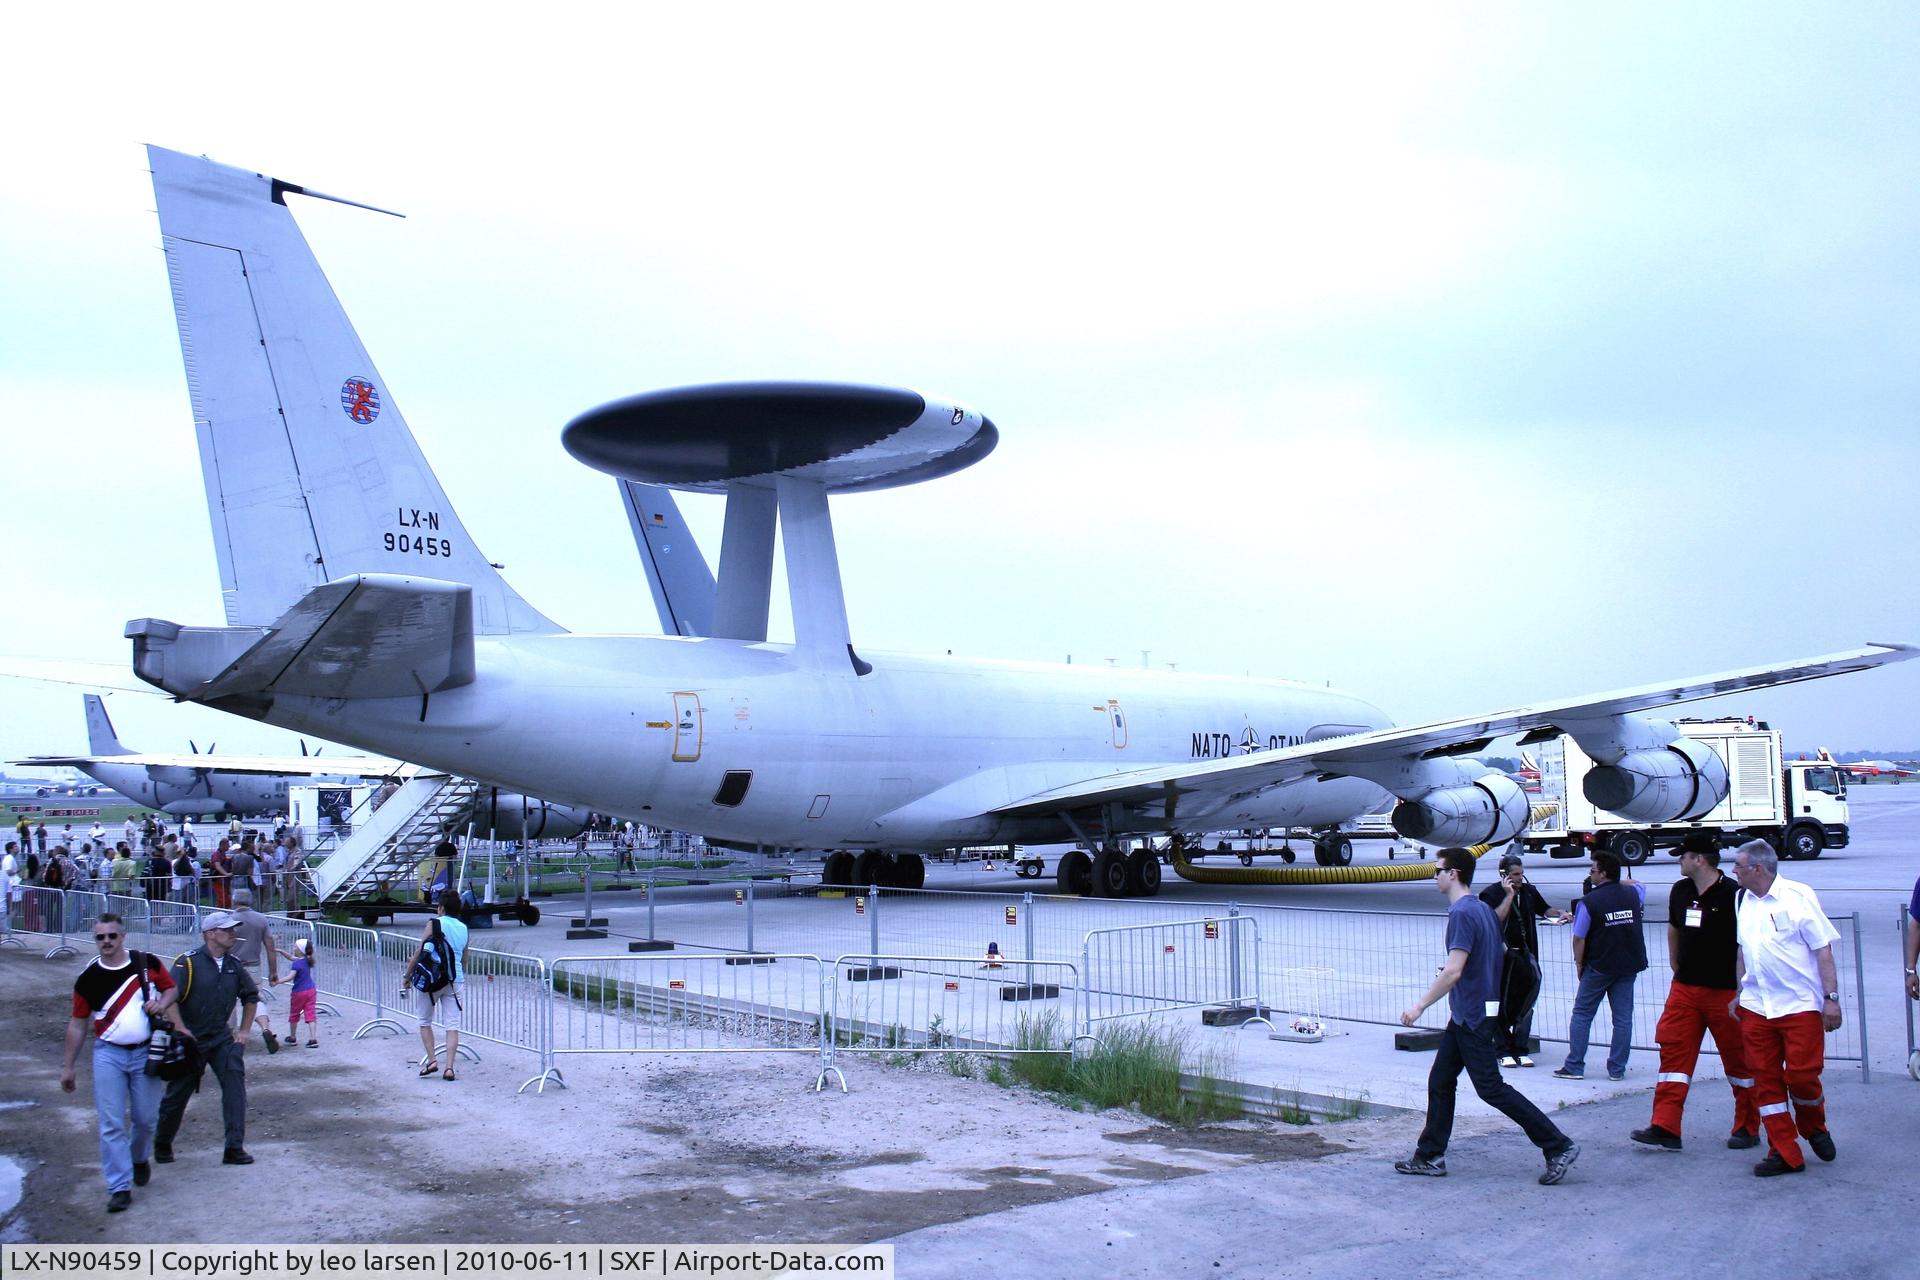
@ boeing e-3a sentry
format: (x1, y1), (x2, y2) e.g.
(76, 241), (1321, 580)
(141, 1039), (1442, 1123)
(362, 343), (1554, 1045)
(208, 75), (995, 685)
(122, 146), (1915, 897)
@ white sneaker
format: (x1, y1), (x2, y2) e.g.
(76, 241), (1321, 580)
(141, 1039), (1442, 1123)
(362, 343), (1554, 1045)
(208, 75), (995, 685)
(1517, 1055), (1535, 1068)
(1499, 1056), (1520, 1068)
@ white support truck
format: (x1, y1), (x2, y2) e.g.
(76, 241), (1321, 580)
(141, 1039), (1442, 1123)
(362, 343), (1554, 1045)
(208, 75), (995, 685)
(1519, 717), (1849, 865)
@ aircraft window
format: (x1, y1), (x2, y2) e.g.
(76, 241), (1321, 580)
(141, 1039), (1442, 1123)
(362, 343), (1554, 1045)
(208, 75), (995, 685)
(712, 771), (752, 807)
(1802, 767), (1841, 795)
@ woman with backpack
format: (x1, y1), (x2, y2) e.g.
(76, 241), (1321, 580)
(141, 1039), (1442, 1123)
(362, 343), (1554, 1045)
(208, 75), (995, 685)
(403, 891), (468, 1081)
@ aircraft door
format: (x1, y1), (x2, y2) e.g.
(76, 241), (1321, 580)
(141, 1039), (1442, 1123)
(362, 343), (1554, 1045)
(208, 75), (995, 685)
(672, 692), (703, 762)
(1108, 700), (1128, 749)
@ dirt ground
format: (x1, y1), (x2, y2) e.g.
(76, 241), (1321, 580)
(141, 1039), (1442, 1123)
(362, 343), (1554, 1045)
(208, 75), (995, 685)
(0, 948), (1388, 1244)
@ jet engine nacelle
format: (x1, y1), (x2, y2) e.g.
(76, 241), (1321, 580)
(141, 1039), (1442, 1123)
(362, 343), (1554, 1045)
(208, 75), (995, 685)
(1392, 772), (1530, 847)
(1582, 736), (1729, 824)
(161, 797), (230, 816)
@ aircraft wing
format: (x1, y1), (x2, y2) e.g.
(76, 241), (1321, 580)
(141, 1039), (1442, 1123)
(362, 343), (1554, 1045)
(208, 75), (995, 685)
(12, 750), (404, 777)
(188, 574), (476, 702)
(993, 642), (1918, 822)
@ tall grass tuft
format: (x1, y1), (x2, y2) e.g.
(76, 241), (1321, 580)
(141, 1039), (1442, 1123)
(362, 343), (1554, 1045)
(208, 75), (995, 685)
(1001, 1011), (1240, 1124)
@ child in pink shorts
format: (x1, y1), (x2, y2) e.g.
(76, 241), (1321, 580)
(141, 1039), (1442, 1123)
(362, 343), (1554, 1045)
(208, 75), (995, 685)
(277, 938), (320, 1047)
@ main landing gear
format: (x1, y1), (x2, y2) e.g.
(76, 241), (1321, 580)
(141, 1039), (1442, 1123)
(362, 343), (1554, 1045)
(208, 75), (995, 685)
(821, 850), (926, 890)
(1057, 844), (1162, 898)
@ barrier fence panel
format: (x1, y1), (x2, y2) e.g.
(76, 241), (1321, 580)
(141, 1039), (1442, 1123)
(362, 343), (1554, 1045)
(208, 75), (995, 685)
(6, 887), (76, 957)
(1081, 915), (1263, 1027)
(379, 929), (550, 1076)
(830, 955), (1081, 1055)
(293, 918), (406, 1039)
(549, 953), (828, 1056)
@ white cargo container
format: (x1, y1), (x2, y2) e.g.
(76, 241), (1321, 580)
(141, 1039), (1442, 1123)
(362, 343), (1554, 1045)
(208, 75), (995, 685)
(1518, 717), (1848, 865)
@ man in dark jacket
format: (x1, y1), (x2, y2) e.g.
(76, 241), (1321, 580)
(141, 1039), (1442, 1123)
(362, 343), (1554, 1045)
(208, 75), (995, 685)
(153, 910), (260, 1165)
(1479, 854), (1569, 1068)
(1554, 850), (1647, 1081)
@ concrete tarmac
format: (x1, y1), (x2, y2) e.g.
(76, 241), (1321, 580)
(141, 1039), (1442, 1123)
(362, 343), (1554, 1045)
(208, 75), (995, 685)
(886, 1079), (1918, 1279)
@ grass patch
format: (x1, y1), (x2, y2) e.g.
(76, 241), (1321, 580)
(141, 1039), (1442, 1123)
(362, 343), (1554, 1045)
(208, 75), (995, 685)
(996, 1010), (1240, 1124)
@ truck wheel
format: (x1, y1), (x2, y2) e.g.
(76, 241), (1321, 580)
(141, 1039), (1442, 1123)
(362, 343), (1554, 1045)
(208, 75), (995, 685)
(1785, 825), (1824, 860)
(1056, 850), (1092, 896)
(1612, 832), (1652, 866)
(1238, 853), (1253, 867)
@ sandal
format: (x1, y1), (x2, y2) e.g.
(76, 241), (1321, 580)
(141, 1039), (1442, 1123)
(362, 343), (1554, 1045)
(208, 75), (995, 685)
(306, 1041), (319, 1048)
(418, 1061), (439, 1077)
(442, 1068), (456, 1081)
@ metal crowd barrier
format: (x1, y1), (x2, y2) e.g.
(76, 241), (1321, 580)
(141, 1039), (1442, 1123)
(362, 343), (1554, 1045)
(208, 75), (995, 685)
(830, 955), (1083, 1058)
(379, 928), (551, 1087)
(5, 886), (76, 957)
(293, 918), (409, 1039)
(1080, 915), (1268, 1030)
(547, 953), (834, 1092)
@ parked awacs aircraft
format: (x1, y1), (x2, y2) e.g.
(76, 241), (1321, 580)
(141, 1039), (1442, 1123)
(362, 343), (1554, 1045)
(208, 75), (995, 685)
(120, 146), (1915, 897)
(14, 693), (592, 838)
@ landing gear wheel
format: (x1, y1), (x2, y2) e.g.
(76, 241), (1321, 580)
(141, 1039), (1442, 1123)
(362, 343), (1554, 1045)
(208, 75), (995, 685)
(1785, 826), (1824, 860)
(851, 850), (889, 889)
(1125, 849), (1162, 896)
(893, 853), (926, 889)
(1612, 832), (1652, 866)
(1312, 843), (1331, 867)
(1321, 836), (1354, 866)
(1092, 849), (1130, 898)
(1056, 850), (1092, 896)
(822, 851), (854, 887)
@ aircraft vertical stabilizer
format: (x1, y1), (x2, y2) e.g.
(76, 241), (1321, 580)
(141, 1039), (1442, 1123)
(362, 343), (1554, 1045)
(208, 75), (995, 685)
(83, 694), (131, 756)
(145, 146), (558, 636)
(618, 480), (716, 637)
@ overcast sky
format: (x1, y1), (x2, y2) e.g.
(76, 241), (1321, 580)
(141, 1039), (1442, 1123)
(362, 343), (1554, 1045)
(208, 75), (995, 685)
(1, 3), (1915, 768)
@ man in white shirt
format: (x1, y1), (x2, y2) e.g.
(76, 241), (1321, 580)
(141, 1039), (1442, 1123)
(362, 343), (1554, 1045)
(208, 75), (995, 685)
(1730, 839), (1842, 1177)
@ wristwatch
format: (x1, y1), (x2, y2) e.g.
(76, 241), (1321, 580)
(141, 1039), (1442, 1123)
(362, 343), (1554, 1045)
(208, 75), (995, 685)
(1824, 991), (1840, 1002)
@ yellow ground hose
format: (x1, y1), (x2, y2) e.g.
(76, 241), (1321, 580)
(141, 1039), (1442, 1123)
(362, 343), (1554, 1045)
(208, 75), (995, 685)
(1167, 804), (1560, 887)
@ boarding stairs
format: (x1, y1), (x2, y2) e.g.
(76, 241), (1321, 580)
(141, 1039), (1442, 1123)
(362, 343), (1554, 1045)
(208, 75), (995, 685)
(308, 772), (480, 905)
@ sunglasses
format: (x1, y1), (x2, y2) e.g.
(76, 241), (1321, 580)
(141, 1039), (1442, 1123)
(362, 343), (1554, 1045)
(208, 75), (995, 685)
(94, 932), (121, 941)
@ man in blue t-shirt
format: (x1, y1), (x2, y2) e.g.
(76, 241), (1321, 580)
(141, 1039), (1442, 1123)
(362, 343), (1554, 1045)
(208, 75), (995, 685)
(1396, 848), (1580, 1184)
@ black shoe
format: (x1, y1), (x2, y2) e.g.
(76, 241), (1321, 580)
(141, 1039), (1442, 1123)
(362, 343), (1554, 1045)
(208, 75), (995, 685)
(1726, 1129), (1760, 1150)
(1630, 1125), (1682, 1151)
(153, 1144), (173, 1164)
(262, 1030), (280, 1054)
(132, 1161), (151, 1186)
(1540, 1143), (1581, 1185)
(107, 1190), (131, 1213)
(1754, 1152), (1804, 1177)
(1808, 1130), (1836, 1162)
(1393, 1155), (1447, 1177)
(222, 1148), (254, 1165)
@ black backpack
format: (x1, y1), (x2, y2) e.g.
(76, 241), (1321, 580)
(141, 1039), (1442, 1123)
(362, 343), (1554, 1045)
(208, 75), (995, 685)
(409, 920), (453, 993)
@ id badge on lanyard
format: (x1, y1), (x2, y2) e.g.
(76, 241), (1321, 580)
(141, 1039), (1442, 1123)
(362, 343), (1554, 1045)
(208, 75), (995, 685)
(1685, 905), (1703, 928)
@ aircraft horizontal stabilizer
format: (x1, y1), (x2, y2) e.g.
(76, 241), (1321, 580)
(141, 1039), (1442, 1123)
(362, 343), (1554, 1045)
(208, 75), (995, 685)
(992, 642), (1919, 822)
(130, 574), (476, 704)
